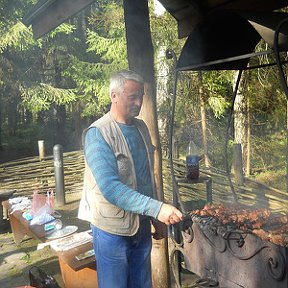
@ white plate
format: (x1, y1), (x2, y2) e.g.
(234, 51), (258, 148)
(45, 225), (78, 240)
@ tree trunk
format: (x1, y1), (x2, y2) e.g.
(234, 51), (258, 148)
(55, 104), (66, 147)
(54, 58), (66, 148)
(198, 71), (210, 167)
(286, 71), (288, 194)
(233, 143), (244, 185)
(7, 94), (18, 136)
(123, 1), (170, 287)
(246, 96), (251, 175)
(72, 105), (85, 150)
(233, 71), (247, 174)
(76, 9), (87, 41)
(0, 102), (2, 150)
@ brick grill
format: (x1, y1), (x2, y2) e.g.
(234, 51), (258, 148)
(181, 215), (288, 288)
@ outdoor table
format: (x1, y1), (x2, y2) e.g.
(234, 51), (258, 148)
(2, 200), (98, 288)
(2, 200), (46, 244)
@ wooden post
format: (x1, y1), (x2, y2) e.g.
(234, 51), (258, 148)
(173, 137), (179, 159)
(53, 144), (66, 206)
(233, 143), (244, 186)
(206, 178), (213, 203)
(38, 140), (45, 161)
(123, 1), (170, 287)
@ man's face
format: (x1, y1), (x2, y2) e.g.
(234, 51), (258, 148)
(112, 80), (144, 122)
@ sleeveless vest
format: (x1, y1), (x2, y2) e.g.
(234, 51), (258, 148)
(78, 112), (156, 236)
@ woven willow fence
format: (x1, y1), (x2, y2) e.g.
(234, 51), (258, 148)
(0, 151), (287, 214)
(0, 151), (85, 196)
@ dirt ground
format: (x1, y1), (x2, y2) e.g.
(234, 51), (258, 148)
(0, 191), (199, 288)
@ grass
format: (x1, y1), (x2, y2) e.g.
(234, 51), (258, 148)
(251, 169), (286, 191)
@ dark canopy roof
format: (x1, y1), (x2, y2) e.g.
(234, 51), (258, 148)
(158, 0), (288, 38)
(158, 0), (288, 70)
(23, 0), (288, 71)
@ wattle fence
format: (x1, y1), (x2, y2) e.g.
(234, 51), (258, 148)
(1, 151), (287, 214)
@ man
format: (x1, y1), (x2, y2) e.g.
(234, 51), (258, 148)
(78, 70), (183, 288)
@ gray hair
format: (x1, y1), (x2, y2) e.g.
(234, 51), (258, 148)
(109, 70), (144, 95)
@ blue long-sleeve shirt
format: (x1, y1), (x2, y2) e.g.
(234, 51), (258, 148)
(84, 124), (162, 219)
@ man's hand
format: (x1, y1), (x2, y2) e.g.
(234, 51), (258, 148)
(157, 203), (184, 225)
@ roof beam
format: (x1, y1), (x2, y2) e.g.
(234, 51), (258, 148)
(23, 0), (95, 39)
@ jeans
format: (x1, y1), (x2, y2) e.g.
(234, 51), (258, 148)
(91, 219), (152, 288)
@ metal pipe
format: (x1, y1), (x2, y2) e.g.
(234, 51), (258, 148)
(53, 144), (65, 206)
(176, 49), (275, 72)
(166, 48), (182, 287)
(166, 49), (182, 210)
(274, 16), (288, 195)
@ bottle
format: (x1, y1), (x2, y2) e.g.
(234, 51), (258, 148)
(186, 140), (199, 180)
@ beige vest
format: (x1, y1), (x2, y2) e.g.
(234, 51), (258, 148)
(78, 112), (156, 236)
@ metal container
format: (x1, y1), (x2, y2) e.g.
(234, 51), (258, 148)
(182, 220), (288, 288)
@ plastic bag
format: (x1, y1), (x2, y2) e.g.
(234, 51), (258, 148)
(30, 213), (55, 226)
(29, 266), (60, 288)
(31, 190), (54, 217)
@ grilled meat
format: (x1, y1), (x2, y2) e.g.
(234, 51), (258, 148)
(190, 203), (288, 246)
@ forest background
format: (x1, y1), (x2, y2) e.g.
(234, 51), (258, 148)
(0, 0), (287, 192)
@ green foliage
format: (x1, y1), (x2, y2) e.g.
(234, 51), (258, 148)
(87, 29), (127, 63)
(0, 0), (127, 118)
(203, 70), (233, 118)
(20, 84), (77, 113)
(0, 21), (36, 52)
(48, 23), (76, 38)
(251, 132), (287, 169)
(208, 95), (230, 118)
(62, 1), (128, 117)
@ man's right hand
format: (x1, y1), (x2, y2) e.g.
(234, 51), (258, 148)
(157, 203), (184, 225)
